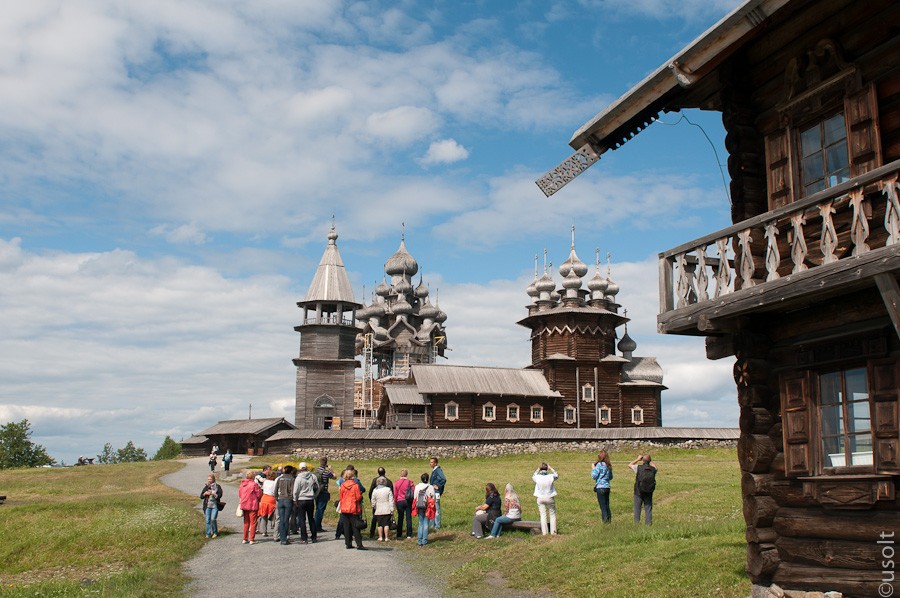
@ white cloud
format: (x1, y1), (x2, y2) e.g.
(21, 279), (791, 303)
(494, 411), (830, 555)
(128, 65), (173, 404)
(420, 139), (469, 166)
(364, 105), (439, 144)
(150, 222), (208, 245)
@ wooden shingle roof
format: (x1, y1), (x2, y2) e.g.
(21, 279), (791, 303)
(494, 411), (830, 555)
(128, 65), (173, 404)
(384, 385), (429, 405)
(411, 364), (562, 398)
(198, 417), (296, 436)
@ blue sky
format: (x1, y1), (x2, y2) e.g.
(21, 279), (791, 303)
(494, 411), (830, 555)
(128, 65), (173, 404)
(0, 0), (743, 463)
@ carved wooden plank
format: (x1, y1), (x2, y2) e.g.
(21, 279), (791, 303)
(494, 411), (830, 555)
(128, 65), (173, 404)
(884, 174), (900, 245)
(818, 202), (838, 263)
(658, 256), (674, 313)
(772, 563), (880, 596)
(658, 244), (900, 334)
(789, 213), (808, 273)
(738, 228), (756, 288)
(849, 188), (871, 256)
(764, 222), (780, 281)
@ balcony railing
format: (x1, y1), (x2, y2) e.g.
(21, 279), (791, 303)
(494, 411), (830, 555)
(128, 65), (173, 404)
(658, 160), (900, 334)
(386, 412), (428, 429)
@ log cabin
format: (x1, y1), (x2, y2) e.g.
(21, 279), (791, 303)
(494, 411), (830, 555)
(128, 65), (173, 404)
(538, 0), (900, 595)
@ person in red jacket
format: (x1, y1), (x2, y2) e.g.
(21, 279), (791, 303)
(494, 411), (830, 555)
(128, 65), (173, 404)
(239, 470), (263, 544)
(339, 470), (367, 550)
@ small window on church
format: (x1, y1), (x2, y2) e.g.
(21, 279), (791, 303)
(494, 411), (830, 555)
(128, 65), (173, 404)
(564, 406), (576, 424)
(631, 406), (644, 425)
(445, 401), (459, 421)
(582, 384), (595, 402)
(482, 402), (496, 422)
(599, 406), (611, 425)
(530, 404), (544, 423)
(507, 404), (519, 422)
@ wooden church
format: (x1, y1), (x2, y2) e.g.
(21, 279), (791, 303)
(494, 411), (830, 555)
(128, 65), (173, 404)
(539, 0), (900, 594)
(293, 227), (666, 432)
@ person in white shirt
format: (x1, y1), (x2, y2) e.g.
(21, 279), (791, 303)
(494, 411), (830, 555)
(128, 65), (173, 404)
(532, 462), (558, 535)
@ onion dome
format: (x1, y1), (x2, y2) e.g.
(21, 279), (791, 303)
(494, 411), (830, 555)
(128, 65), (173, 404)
(393, 295), (413, 316)
(559, 248), (588, 278)
(393, 276), (412, 296)
(384, 239), (419, 277)
(618, 330), (637, 355)
(535, 272), (555, 295)
(375, 277), (391, 297)
(526, 278), (538, 299)
(588, 270), (608, 294)
(419, 298), (439, 320)
(606, 278), (620, 298)
(414, 276), (429, 299)
(562, 268), (582, 291)
(368, 298), (386, 318)
(550, 290), (561, 302)
(434, 301), (447, 323)
(355, 302), (371, 321)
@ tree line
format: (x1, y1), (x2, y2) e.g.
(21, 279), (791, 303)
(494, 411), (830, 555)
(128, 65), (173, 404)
(0, 419), (182, 469)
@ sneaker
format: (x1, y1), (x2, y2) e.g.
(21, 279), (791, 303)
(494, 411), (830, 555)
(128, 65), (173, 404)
(357, 546), (368, 550)
(474, 536), (482, 539)
(248, 541), (255, 545)
(242, 540), (248, 544)
(486, 535), (496, 539)
(211, 534), (218, 539)
(345, 545), (353, 549)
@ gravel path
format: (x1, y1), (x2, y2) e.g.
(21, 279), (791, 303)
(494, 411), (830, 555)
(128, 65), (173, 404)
(161, 456), (438, 598)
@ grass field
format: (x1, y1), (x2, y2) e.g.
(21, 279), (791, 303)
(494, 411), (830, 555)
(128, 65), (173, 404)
(263, 446), (750, 598)
(0, 447), (749, 597)
(0, 461), (203, 597)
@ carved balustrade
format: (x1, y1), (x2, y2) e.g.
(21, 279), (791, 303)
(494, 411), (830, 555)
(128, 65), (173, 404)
(659, 160), (900, 319)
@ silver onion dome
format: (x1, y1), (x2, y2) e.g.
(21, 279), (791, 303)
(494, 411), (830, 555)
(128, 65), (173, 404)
(618, 330), (637, 354)
(414, 277), (429, 299)
(384, 239), (419, 277)
(394, 276), (412, 296)
(419, 298), (439, 320)
(375, 277), (391, 297)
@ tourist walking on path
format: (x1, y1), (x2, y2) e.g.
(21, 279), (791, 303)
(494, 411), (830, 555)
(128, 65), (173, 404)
(428, 457), (446, 529)
(487, 483), (522, 538)
(208, 451), (217, 472)
(200, 473), (223, 538)
(393, 469), (414, 540)
(292, 462), (320, 543)
(239, 471), (262, 544)
(313, 457), (336, 532)
(368, 466), (393, 538)
(371, 476), (395, 542)
(274, 465), (295, 544)
(223, 450), (233, 476)
(592, 450), (613, 524)
(629, 454), (658, 525)
(532, 462), (558, 535)
(414, 473), (436, 546)
(339, 469), (367, 550)
(470, 482), (501, 539)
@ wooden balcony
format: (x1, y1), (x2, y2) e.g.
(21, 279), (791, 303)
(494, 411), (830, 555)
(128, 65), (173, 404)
(658, 160), (900, 335)
(385, 412), (428, 429)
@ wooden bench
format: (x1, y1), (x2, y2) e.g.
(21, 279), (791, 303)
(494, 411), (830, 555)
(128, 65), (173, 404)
(507, 520), (543, 535)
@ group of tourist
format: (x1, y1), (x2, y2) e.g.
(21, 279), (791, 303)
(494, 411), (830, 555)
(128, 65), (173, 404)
(199, 451), (659, 545)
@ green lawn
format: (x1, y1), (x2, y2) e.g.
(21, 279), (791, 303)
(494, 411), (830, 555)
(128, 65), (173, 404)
(268, 447), (749, 598)
(0, 461), (202, 597)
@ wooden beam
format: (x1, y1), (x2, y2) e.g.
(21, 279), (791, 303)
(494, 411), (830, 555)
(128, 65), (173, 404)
(875, 272), (900, 340)
(706, 334), (736, 360)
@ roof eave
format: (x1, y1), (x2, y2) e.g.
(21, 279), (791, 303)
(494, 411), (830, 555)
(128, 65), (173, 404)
(569, 0), (790, 151)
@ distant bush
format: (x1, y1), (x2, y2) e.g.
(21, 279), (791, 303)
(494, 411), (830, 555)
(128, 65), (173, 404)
(153, 436), (182, 460)
(96, 440), (148, 464)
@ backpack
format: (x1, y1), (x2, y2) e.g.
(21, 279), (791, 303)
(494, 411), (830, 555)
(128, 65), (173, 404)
(636, 464), (656, 494)
(315, 467), (327, 486)
(404, 482), (413, 503)
(416, 486), (428, 510)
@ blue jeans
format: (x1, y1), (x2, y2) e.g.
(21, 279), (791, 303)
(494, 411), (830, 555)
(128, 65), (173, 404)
(417, 512), (430, 545)
(204, 505), (219, 537)
(489, 515), (518, 537)
(314, 491), (330, 531)
(430, 495), (441, 529)
(276, 498), (293, 542)
(596, 488), (611, 523)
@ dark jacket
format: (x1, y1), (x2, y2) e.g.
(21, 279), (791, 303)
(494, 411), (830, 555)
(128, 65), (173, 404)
(429, 466), (446, 494)
(200, 482), (223, 510)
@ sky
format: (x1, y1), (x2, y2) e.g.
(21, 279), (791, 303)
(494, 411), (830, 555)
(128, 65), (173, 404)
(0, 0), (746, 464)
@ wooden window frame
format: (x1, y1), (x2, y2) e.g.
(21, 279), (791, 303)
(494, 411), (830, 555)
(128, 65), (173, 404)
(507, 403), (520, 423)
(563, 406), (576, 424)
(818, 365), (873, 473)
(482, 402), (496, 423)
(631, 406), (644, 425)
(444, 401), (459, 422)
(530, 404), (544, 423)
(599, 405), (612, 426)
(582, 383), (595, 403)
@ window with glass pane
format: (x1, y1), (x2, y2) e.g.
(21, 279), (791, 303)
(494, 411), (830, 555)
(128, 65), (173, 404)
(599, 407), (611, 423)
(799, 113), (850, 196)
(820, 367), (872, 468)
(564, 407), (575, 423)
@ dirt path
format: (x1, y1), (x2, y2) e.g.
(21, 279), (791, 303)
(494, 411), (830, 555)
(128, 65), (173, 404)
(161, 456), (438, 598)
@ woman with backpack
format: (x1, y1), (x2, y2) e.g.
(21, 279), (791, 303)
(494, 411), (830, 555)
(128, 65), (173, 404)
(413, 473), (435, 547)
(393, 469), (414, 540)
(591, 450), (613, 524)
(200, 473), (223, 538)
